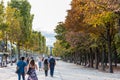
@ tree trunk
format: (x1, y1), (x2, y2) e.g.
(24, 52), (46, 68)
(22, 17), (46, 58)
(84, 52), (87, 66)
(82, 54), (84, 66)
(114, 51), (117, 67)
(113, 45), (117, 67)
(17, 43), (20, 60)
(78, 52), (81, 65)
(101, 45), (105, 71)
(90, 48), (93, 68)
(5, 36), (7, 52)
(106, 23), (113, 73)
(75, 53), (78, 64)
(79, 52), (81, 65)
(95, 47), (99, 69)
(87, 52), (90, 67)
(108, 41), (113, 73)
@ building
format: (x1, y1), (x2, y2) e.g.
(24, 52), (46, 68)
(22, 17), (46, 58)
(50, 46), (53, 56)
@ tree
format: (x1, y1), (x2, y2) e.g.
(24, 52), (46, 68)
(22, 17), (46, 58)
(54, 22), (70, 49)
(0, 1), (8, 40)
(9, 0), (34, 58)
(6, 6), (22, 44)
(57, 0), (120, 73)
(53, 40), (67, 57)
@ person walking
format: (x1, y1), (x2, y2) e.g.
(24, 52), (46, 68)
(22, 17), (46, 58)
(43, 58), (49, 77)
(26, 57), (30, 66)
(16, 57), (27, 80)
(41, 57), (44, 70)
(27, 59), (38, 80)
(0, 56), (2, 67)
(38, 57), (42, 71)
(49, 56), (56, 77)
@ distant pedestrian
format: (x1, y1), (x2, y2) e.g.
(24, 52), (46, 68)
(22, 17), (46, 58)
(31, 57), (34, 60)
(49, 56), (56, 77)
(0, 56), (2, 67)
(41, 57), (44, 70)
(16, 57), (27, 80)
(27, 59), (38, 80)
(26, 57), (30, 66)
(38, 57), (42, 71)
(44, 58), (49, 77)
(47, 56), (50, 62)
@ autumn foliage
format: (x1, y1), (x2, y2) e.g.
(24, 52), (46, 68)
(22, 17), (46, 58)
(54, 0), (120, 73)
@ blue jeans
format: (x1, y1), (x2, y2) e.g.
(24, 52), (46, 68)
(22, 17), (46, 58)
(18, 73), (25, 80)
(50, 67), (54, 77)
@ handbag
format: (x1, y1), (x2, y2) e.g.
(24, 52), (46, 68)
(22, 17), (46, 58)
(15, 69), (19, 74)
(15, 68), (19, 74)
(26, 68), (32, 75)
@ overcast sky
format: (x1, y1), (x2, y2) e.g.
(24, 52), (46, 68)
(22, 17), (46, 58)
(2, 0), (72, 46)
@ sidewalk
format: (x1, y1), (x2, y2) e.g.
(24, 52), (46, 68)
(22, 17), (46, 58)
(0, 62), (62, 80)
(0, 61), (120, 80)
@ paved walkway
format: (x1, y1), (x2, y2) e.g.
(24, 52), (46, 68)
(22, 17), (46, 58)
(0, 61), (120, 80)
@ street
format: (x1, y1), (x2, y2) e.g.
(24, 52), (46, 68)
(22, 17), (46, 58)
(0, 61), (120, 80)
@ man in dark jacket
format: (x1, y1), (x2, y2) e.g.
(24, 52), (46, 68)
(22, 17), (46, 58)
(49, 56), (56, 77)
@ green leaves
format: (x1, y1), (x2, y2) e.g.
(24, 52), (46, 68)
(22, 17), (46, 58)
(54, 22), (66, 40)
(54, 0), (120, 58)
(9, 0), (33, 43)
(0, 0), (47, 54)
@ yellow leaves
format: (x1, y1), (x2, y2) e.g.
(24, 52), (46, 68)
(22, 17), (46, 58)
(0, 30), (3, 39)
(53, 40), (67, 56)
(101, 11), (116, 22)
(93, 11), (116, 27)
(4, 6), (23, 43)
(84, 10), (117, 28)
(65, 0), (119, 40)
(6, 6), (16, 20)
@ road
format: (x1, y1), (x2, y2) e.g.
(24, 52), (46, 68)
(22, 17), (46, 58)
(0, 60), (120, 80)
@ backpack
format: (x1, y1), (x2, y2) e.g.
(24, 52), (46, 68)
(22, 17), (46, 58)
(49, 58), (55, 65)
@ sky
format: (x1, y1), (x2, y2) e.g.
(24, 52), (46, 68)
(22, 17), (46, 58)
(2, 0), (72, 46)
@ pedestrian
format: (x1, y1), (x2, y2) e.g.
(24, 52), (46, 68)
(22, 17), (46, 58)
(49, 56), (56, 77)
(26, 57), (30, 66)
(27, 59), (38, 80)
(43, 58), (49, 77)
(47, 56), (50, 62)
(16, 57), (27, 80)
(0, 56), (2, 67)
(41, 57), (44, 70)
(38, 57), (42, 71)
